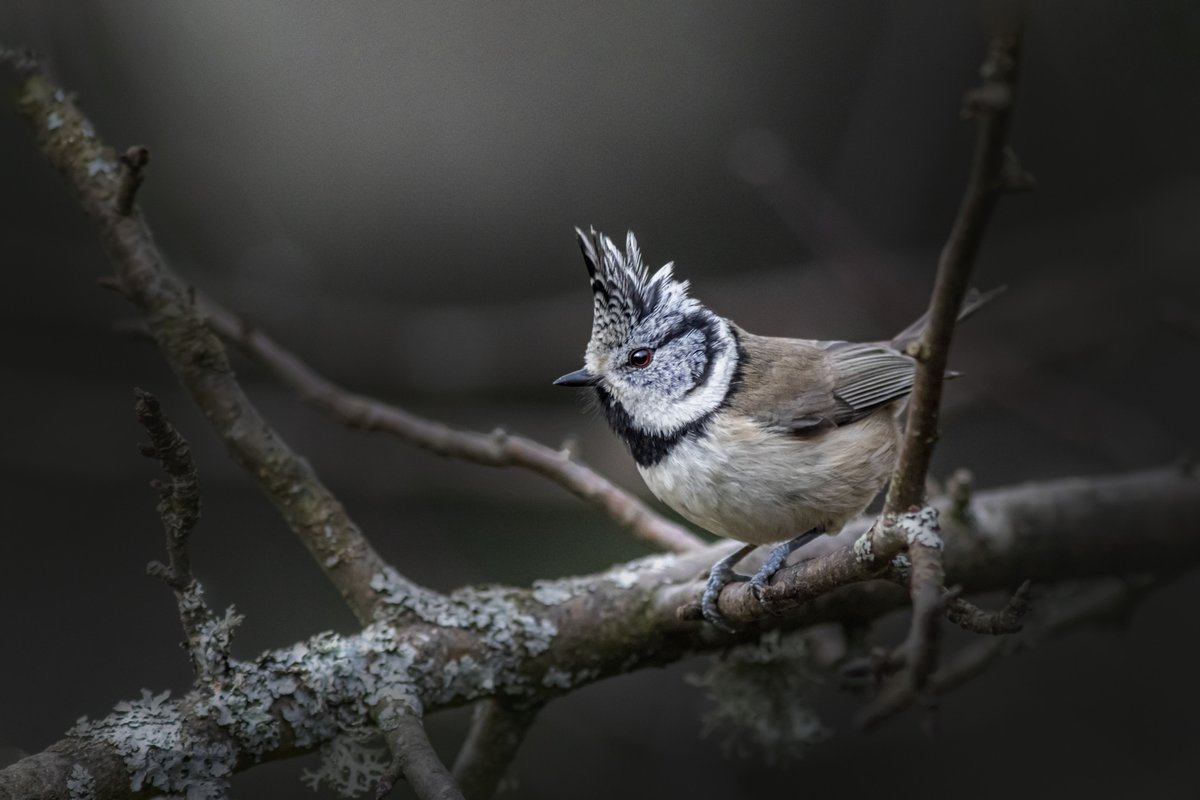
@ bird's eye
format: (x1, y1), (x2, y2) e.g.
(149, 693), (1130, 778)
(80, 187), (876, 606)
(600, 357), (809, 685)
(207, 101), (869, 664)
(628, 348), (654, 368)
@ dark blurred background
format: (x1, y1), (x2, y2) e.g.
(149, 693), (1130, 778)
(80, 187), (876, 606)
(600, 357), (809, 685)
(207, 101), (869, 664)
(1, 2), (1198, 798)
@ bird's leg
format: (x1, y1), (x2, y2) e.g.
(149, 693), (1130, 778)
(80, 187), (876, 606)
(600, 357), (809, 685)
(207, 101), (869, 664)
(747, 527), (823, 610)
(701, 543), (757, 632)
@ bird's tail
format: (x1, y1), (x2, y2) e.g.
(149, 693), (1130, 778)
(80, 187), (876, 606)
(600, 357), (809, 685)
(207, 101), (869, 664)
(889, 286), (1005, 353)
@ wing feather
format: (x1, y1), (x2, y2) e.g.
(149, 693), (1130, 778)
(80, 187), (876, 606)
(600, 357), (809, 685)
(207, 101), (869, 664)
(824, 342), (915, 423)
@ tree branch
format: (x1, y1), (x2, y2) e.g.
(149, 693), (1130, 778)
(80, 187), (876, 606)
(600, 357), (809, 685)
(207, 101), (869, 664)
(135, 388), (243, 683)
(201, 304), (704, 554)
(375, 707), (464, 800)
(135, 388), (201, 591)
(877, 18), (1029, 699)
(451, 699), (540, 799)
(115, 144), (149, 215)
(946, 580), (1031, 635)
(4, 29), (1196, 800)
(1, 466), (1195, 799)
(853, 575), (1159, 730)
(6, 58), (415, 625)
(885, 15), (1028, 513)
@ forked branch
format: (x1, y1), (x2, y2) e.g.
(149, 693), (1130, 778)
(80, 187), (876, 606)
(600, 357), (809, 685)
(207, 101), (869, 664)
(874, 16), (1031, 705)
(8, 61), (414, 625)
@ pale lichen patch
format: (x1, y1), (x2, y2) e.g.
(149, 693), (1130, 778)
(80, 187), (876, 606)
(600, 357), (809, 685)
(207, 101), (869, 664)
(686, 629), (829, 764)
(369, 566), (557, 657)
(300, 730), (390, 798)
(531, 580), (575, 606)
(852, 531), (875, 563)
(606, 568), (639, 589)
(541, 667), (573, 689)
(896, 506), (943, 550)
(71, 689), (235, 799)
(66, 763), (95, 800)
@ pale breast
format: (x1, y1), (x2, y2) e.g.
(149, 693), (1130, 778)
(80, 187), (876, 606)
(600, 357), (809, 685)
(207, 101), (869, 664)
(639, 410), (899, 545)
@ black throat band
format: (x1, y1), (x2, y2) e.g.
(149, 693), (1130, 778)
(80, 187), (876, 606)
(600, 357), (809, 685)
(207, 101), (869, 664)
(595, 328), (745, 468)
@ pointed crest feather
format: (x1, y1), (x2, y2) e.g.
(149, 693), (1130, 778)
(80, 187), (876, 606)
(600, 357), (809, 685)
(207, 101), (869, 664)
(574, 226), (695, 350)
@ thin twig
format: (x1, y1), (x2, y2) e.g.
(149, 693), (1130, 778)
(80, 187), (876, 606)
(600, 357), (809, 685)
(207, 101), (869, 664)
(134, 388), (241, 682)
(9, 60), (406, 625)
(875, 19), (1029, 701)
(375, 707), (464, 800)
(201, 303), (704, 554)
(451, 699), (540, 799)
(135, 388), (201, 589)
(854, 576), (1158, 730)
(115, 145), (149, 215)
(946, 580), (1031, 634)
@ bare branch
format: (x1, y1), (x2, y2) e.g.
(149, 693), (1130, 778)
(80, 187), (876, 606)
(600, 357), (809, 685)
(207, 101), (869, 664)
(376, 708), (464, 800)
(878, 18), (1028, 696)
(451, 699), (540, 799)
(855, 576), (1158, 730)
(886, 24), (1026, 507)
(946, 580), (1032, 635)
(201, 303), (704, 554)
(7, 59), (411, 625)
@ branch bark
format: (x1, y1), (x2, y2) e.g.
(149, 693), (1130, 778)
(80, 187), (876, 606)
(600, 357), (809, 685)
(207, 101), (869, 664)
(853, 575), (1159, 730)
(135, 389), (243, 683)
(451, 699), (540, 799)
(875, 18), (1030, 701)
(1, 466), (1195, 799)
(375, 709), (464, 800)
(4, 29), (1197, 800)
(201, 304), (703, 554)
(7, 61), (410, 626)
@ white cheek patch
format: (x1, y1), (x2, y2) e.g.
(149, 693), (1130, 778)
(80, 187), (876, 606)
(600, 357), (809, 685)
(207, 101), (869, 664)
(611, 321), (738, 436)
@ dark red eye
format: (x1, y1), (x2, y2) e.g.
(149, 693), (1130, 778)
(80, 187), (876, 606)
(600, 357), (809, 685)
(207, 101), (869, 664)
(629, 348), (653, 368)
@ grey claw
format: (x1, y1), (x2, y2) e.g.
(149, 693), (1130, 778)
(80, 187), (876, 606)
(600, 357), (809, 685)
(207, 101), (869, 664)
(748, 576), (778, 614)
(701, 566), (743, 632)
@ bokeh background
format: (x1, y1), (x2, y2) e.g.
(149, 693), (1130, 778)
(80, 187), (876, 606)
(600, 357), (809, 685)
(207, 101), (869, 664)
(2, 2), (1198, 798)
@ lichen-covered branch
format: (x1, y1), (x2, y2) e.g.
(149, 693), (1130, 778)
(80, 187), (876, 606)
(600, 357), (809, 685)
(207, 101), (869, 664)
(4, 32), (1197, 800)
(1, 466), (1195, 799)
(201, 305), (703, 554)
(134, 388), (201, 591)
(115, 145), (148, 216)
(6, 56), (409, 625)
(135, 388), (243, 683)
(675, 506), (926, 627)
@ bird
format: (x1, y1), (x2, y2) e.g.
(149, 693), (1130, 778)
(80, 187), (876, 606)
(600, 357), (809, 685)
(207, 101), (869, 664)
(554, 227), (992, 631)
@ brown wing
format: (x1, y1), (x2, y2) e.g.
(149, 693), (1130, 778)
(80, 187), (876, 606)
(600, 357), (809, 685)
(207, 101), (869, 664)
(730, 331), (840, 435)
(730, 329), (914, 435)
(823, 341), (916, 424)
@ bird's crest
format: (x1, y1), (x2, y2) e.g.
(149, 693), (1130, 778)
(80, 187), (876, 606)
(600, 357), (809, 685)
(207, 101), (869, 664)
(575, 227), (696, 350)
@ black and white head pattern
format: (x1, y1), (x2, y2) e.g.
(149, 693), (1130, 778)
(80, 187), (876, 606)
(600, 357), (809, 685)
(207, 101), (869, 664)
(576, 227), (741, 465)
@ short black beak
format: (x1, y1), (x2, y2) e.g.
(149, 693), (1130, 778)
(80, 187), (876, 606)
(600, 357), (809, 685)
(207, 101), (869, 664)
(553, 368), (598, 387)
